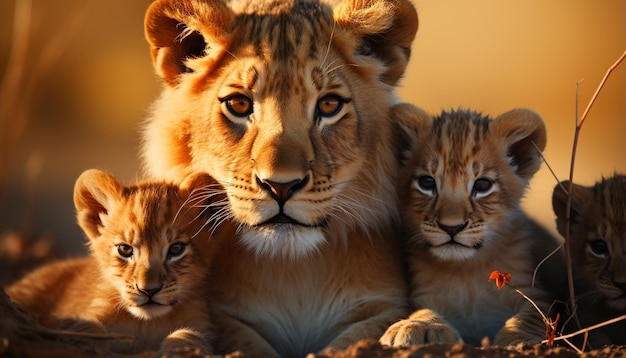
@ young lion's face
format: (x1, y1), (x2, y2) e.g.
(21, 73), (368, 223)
(399, 109), (546, 262)
(554, 175), (626, 311)
(143, 0), (418, 259)
(74, 170), (222, 320)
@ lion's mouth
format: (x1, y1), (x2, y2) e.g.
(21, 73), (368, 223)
(265, 214), (298, 224)
(257, 214), (328, 228)
(432, 239), (483, 250)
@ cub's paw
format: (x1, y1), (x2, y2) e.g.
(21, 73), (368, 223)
(494, 314), (545, 347)
(380, 318), (459, 346)
(160, 327), (212, 355)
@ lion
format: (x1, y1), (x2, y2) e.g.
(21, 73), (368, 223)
(141, 0), (419, 356)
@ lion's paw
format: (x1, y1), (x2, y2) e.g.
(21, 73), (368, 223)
(380, 318), (459, 347)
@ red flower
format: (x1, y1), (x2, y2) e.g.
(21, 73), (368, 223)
(488, 270), (511, 289)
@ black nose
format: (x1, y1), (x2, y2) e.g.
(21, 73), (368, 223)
(257, 176), (309, 206)
(437, 221), (468, 238)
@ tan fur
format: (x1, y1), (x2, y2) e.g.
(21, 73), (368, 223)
(380, 106), (564, 347)
(6, 169), (234, 355)
(552, 174), (626, 346)
(142, 0), (418, 355)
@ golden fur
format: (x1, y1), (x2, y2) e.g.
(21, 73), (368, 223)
(142, 0), (418, 355)
(380, 106), (564, 347)
(552, 174), (626, 346)
(6, 169), (233, 355)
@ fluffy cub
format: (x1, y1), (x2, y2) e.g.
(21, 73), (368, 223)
(381, 105), (564, 347)
(6, 169), (232, 355)
(552, 174), (626, 346)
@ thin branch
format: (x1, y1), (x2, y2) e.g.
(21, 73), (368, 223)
(578, 50), (626, 129)
(531, 241), (564, 297)
(543, 315), (626, 344)
(532, 141), (566, 194)
(561, 49), (626, 341)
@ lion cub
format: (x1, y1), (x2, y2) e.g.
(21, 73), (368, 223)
(381, 106), (564, 347)
(552, 174), (626, 346)
(6, 169), (231, 354)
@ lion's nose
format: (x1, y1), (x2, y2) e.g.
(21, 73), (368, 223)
(257, 175), (309, 206)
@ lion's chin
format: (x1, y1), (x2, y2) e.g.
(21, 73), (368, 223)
(239, 224), (326, 260)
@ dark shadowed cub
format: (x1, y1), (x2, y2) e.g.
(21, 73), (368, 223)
(552, 174), (626, 346)
(6, 169), (233, 355)
(142, 0), (418, 356)
(381, 105), (564, 347)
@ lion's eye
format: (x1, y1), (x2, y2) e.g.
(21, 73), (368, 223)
(416, 175), (437, 195)
(117, 244), (133, 258)
(221, 94), (253, 117)
(168, 242), (186, 259)
(473, 178), (494, 196)
(589, 239), (609, 257)
(316, 95), (346, 118)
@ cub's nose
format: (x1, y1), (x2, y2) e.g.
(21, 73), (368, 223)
(437, 221), (468, 238)
(137, 285), (162, 298)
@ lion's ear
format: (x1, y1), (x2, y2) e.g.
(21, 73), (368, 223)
(333, 0), (418, 85)
(491, 109), (547, 181)
(144, 0), (234, 86)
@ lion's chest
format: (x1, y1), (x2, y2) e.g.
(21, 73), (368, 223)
(211, 241), (369, 356)
(220, 266), (350, 356)
(241, 292), (346, 355)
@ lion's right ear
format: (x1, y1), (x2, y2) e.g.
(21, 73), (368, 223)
(333, 0), (418, 85)
(144, 0), (234, 86)
(74, 169), (122, 240)
(390, 103), (431, 167)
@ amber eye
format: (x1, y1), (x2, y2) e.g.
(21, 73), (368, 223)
(473, 178), (494, 195)
(168, 243), (186, 258)
(316, 95), (344, 117)
(589, 239), (609, 257)
(117, 244), (133, 258)
(221, 94), (253, 117)
(416, 175), (437, 195)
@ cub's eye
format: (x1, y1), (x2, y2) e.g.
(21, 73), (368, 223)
(473, 178), (494, 196)
(589, 239), (609, 257)
(315, 95), (346, 118)
(168, 243), (186, 258)
(416, 175), (437, 195)
(221, 94), (253, 117)
(117, 244), (133, 258)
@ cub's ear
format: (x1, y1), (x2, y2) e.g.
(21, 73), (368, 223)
(552, 180), (591, 237)
(179, 172), (226, 212)
(333, 0), (418, 85)
(389, 103), (432, 167)
(491, 109), (547, 181)
(144, 0), (234, 86)
(73, 169), (122, 240)
(180, 172), (218, 194)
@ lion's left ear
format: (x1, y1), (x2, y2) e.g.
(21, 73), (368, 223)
(333, 0), (418, 85)
(491, 109), (547, 181)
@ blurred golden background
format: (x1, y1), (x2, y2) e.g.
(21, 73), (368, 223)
(0, 0), (624, 256)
